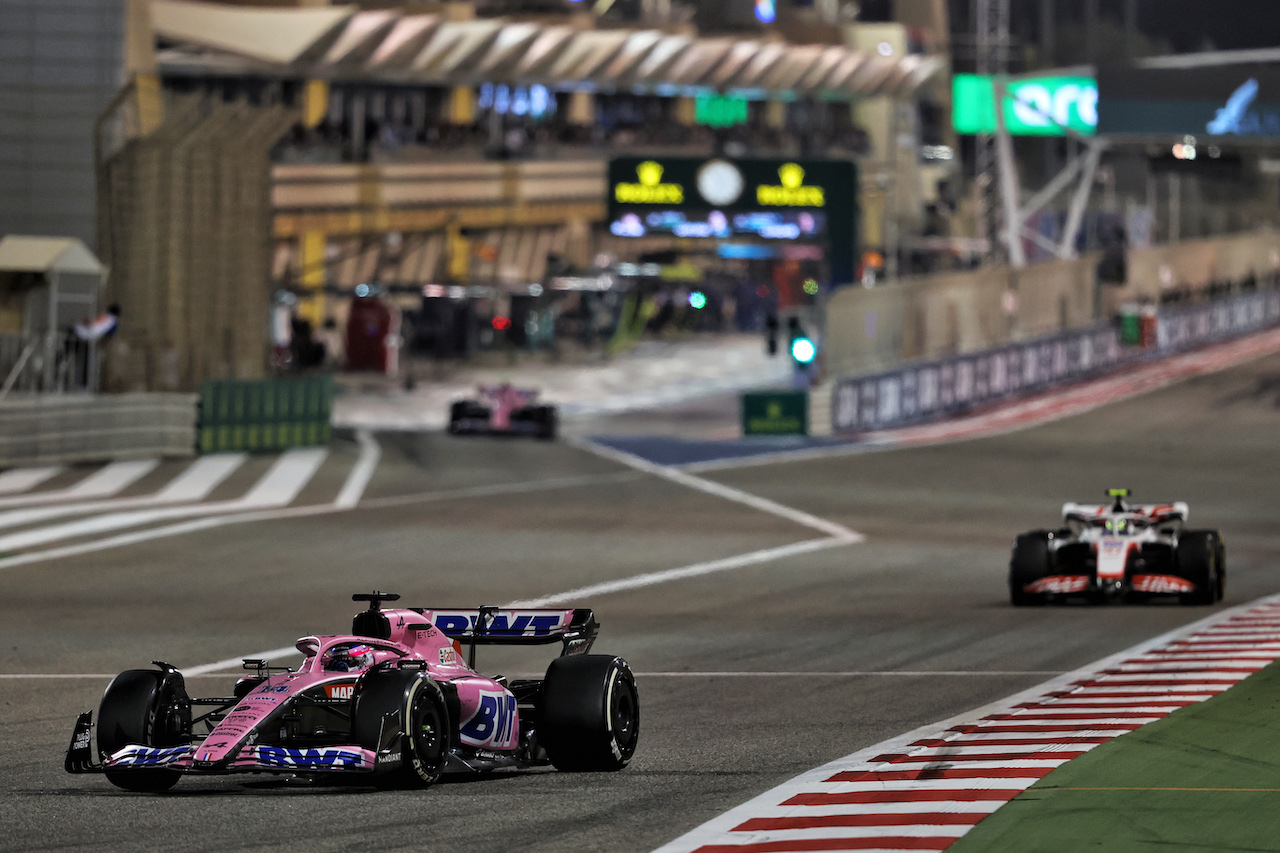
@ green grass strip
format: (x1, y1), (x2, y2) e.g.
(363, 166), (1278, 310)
(949, 659), (1280, 853)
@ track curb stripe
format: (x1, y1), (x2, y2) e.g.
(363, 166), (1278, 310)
(651, 597), (1280, 853)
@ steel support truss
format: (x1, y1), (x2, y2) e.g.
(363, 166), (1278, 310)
(992, 73), (1107, 269)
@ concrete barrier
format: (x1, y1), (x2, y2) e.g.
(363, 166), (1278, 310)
(830, 288), (1280, 435)
(0, 394), (197, 466)
(823, 228), (1280, 381)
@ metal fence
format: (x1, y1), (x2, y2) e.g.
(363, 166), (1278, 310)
(832, 289), (1280, 435)
(0, 332), (101, 399)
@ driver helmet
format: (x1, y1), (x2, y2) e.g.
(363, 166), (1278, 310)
(1105, 518), (1130, 535)
(321, 642), (375, 672)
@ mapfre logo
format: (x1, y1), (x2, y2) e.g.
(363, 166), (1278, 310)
(325, 684), (354, 699)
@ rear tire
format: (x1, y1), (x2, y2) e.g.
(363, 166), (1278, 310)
(448, 401), (467, 434)
(1010, 531), (1051, 606)
(448, 401), (488, 435)
(1176, 531), (1223, 606)
(354, 671), (449, 788)
(98, 669), (188, 793)
(539, 655), (638, 771)
(536, 406), (558, 440)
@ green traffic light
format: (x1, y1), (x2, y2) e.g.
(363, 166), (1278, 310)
(791, 337), (816, 364)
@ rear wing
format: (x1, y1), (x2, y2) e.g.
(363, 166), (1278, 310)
(422, 607), (599, 660)
(1062, 502), (1189, 524)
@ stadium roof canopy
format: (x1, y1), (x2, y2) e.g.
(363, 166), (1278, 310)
(146, 0), (944, 100)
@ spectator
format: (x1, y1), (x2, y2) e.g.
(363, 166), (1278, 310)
(72, 303), (120, 342)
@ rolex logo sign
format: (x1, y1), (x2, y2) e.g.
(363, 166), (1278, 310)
(757, 163), (825, 207)
(615, 161), (684, 204)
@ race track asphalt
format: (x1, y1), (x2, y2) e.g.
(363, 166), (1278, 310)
(2, 353), (1279, 852)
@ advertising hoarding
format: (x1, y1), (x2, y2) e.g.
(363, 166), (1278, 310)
(952, 73), (1098, 136)
(1097, 65), (1280, 138)
(607, 157), (859, 285)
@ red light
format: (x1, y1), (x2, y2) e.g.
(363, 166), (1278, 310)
(492, 316), (511, 330)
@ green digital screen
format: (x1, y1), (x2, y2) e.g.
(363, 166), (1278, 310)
(696, 93), (749, 128)
(952, 73), (1098, 136)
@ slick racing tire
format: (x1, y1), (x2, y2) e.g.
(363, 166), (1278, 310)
(97, 669), (190, 793)
(448, 401), (488, 435)
(447, 401), (467, 434)
(1009, 531), (1052, 606)
(535, 406), (558, 441)
(1176, 530), (1225, 606)
(354, 671), (449, 788)
(539, 655), (639, 772)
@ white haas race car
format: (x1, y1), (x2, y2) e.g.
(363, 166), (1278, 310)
(1010, 489), (1225, 606)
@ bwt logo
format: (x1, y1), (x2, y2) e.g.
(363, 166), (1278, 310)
(432, 612), (565, 636)
(112, 746), (189, 766)
(253, 746), (364, 769)
(459, 690), (518, 749)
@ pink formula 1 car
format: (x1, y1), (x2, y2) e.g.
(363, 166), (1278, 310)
(65, 593), (638, 792)
(448, 384), (557, 440)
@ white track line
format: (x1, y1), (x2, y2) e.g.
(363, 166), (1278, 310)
(0, 459), (160, 509)
(334, 430), (380, 509)
(506, 536), (862, 608)
(0, 449), (326, 553)
(630, 671), (1066, 677)
(569, 437), (863, 541)
(0, 470), (637, 574)
(0, 454), (248, 531)
(650, 594), (1280, 853)
(0, 466), (63, 494)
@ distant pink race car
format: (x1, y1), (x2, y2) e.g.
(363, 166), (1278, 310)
(448, 384), (557, 439)
(66, 593), (638, 792)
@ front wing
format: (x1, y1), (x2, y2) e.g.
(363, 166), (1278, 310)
(66, 711), (385, 777)
(1022, 574), (1197, 596)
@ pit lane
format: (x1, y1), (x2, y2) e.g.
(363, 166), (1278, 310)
(2, 353), (1278, 852)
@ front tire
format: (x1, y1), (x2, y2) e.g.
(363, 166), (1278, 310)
(1010, 531), (1051, 606)
(1177, 531), (1224, 605)
(539, 655), (639, 771)
(535, 406), (558, 440)
(97, 669), (189, 793)
(354, 671), (449, 788)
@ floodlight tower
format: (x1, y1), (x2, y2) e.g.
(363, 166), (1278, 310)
(973, 0), (1011, 263)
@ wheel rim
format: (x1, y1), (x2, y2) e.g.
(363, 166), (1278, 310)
(609, 674), (638, 750)
(411, 690), (445, 768)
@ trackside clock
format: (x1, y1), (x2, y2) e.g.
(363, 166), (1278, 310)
(696, 159), (745, 206)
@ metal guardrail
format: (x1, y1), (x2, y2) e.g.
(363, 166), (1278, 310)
(832, 290), (1280, 435)
(0, 394), (197, 466)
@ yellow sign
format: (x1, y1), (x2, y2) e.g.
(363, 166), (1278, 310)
(614, 161), (684, 205)
(756, 163), (825, 207)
